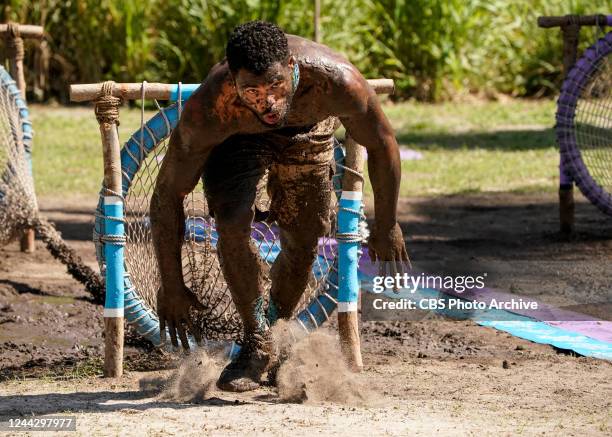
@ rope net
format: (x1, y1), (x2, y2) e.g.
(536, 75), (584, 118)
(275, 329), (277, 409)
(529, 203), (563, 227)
(109, 98), (357, 343)
(0, 68), (35, 245)
(0, 66), (104, 302)
(573, 44), (612, 195)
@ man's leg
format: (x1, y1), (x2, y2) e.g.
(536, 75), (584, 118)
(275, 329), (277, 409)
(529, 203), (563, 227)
(267, 164), (333, 322)
(202, 136), (276, 391)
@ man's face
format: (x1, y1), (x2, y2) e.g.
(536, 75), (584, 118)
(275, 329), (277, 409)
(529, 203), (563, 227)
(233, 58), (296, 127)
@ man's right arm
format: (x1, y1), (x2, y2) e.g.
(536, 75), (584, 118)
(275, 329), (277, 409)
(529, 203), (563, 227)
(150, 87), (226, 348)
(150, 124), (208, 290)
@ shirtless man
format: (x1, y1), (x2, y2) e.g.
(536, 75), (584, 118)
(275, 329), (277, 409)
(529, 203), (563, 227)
(151, 21), (409, 392)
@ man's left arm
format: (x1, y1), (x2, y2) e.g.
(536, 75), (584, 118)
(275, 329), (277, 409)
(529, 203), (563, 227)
(339, 78), (410, 269)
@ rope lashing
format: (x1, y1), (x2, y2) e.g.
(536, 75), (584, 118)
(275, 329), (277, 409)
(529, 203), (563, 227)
(101, 187), (124, 199)
(561, 16), (580, 55)
(339, 206), (365, 218)
(336, 205), (364, 243)
(97, 186), (126, 246)
(100, 234), (126, 246)
(335, 232), (362, 243)
(335, 162), (364, 181)
(94, 187), (126, 223)
(95, 81), (122, 125)
(5, 23), (24, 63)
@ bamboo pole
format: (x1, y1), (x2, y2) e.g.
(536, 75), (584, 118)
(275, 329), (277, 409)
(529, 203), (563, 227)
(69, 78), (394, 102)
(314, 0), (321, 43)
(337, 135), (366, 371)
(336, 78), (395, 371)
(537, 14), (609, 28)
(0, 24), (43, 38)
(2, 22), (43, 253)
(94, 82), (125, 378)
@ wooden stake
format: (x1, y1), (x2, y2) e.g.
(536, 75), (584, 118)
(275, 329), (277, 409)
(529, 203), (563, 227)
(338, 135), (366, 372)
(2, 22), (42, 253)
(95, 84), (125, 378)
(314, 0), (321, 43)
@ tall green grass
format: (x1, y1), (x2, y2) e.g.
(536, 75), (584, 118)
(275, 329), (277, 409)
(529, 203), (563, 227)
(2, 0), (611, 101)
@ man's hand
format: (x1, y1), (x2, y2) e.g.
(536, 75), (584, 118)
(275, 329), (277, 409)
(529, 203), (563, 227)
(157, 284), (203, 350)
(368, 222), (411, 278)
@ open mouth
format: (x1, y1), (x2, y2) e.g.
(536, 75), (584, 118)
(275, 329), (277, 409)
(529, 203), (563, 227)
(262, 112), (281, 124)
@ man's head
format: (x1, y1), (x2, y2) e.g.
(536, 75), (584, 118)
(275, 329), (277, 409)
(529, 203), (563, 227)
(226, 21), (297, 127)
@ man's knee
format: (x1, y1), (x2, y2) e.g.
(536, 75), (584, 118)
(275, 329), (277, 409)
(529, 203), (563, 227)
(215, 205), (254, 240)
(281, 231), (319, 264)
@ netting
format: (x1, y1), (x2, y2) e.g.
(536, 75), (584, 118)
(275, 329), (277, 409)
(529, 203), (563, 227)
(94, 96), (364, 345)
(0, 65), (104, 301)
(557, 32), (612, 215)
(0, 67), (36, 244)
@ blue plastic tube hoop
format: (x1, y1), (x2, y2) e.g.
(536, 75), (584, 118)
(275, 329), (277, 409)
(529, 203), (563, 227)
(337, 191), (361, 312)
(104, 195), (125, 317)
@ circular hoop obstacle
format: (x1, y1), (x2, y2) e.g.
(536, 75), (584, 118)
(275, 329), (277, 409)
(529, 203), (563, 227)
(539, 14), (612, 231)
(557, 30), (612, 216)
(0, 65), (35, 242)
(0, 24), (104, 302)
(70, 79), (394, 377)
(0, 22), (43, 252)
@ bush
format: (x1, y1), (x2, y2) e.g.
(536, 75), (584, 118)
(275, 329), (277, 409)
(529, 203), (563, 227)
(1, 0), (611, 102)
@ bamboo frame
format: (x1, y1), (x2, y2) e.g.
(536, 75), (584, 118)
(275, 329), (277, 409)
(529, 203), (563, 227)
(0, 24), (43, 38)
(70, 78), (394, 101)
(337, 135), (366, 371)
(1, 22), (44, 253)
(538, 14), (609, 235)
(314, 0), (321, 43)
(72, 77), (393, 377)
(538, 15), (609, 28)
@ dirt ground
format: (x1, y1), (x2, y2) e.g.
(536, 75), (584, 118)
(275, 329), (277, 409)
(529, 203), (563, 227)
(0, 193), (611, 436)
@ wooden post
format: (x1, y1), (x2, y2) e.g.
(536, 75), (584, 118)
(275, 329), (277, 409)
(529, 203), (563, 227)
(337, 135), (366, 371)
(95, 82), (125, 378)
(314, 0), (321, 43)
(557, 23), (580, 236)
(1, 22), (43, 253)
(336, 80), (394, 371)
(70, 79), (395, 102)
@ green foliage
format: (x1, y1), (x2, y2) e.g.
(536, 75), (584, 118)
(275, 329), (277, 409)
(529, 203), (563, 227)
(1, 0), (611, 101)
(353, 0), (612, 100)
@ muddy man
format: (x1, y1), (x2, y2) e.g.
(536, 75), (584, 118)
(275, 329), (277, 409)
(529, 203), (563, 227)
(151, 21), (409, 392)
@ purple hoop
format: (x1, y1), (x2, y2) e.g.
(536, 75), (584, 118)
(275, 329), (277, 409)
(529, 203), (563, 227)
(556, 31), (612, 216)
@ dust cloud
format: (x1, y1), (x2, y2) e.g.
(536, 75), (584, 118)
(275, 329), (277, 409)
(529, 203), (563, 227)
(139, 320), (380, 406)
(155, 349), (221, 403)
(272, 320), (379, 406)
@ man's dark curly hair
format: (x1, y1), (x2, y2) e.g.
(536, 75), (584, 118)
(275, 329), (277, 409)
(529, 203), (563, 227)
(226, 21), (289, 75)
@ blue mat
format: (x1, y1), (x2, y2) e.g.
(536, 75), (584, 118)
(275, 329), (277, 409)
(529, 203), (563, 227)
(369, 282), (612, 360)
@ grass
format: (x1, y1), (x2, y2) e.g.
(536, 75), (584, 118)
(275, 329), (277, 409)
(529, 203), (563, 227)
(30, 104), (157, 197)
(28, 99), (559, 198)
(377, 98), (559, 196)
